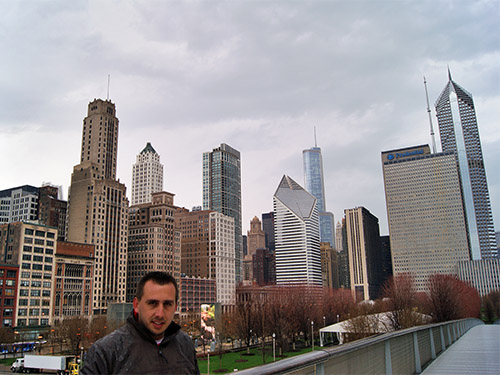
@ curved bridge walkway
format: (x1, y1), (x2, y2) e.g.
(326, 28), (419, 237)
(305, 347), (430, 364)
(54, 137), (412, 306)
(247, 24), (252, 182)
(422, 324), (500, 374)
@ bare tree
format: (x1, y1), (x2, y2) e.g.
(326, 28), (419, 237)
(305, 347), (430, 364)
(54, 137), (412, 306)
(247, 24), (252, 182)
(232, 295), (255, 354)
(0, 327), (14, 343)
(482, 291), (500, 323)
(58, 316), (89, 355)
(425, 274), (480, 322)
(382, 274), (424, 330)
(343, 303), (380, 342)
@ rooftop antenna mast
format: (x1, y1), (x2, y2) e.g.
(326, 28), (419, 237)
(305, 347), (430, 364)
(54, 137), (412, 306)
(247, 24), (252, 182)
(424, 76), (437, 154)
(107, 74), (110, 100)
(314, 126), (317, 147)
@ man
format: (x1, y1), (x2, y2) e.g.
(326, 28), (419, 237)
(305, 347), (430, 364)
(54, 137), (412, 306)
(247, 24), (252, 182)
(81, 272), (199, 374)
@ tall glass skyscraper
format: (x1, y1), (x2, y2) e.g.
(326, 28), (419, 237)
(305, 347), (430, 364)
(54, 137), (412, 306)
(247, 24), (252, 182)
(303, 146), (335, 248)
(435, 71), (496, 259)
(203, 143), (242, 282)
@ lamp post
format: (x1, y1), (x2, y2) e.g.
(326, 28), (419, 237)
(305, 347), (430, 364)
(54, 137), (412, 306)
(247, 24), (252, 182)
(311, 321), (314, 351)
(323, 316), (326, 327)
(272, 333), (276, 361)
(337, 314), (340, 323)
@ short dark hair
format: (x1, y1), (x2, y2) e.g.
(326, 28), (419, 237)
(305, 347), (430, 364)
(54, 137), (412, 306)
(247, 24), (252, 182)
(136, 272), (179, 302)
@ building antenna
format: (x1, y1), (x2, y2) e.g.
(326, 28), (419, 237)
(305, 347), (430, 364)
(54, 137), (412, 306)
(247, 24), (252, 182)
(314, 126), (317, 147)
(107, 74), (110, 100)
(424, 76), (437, 154)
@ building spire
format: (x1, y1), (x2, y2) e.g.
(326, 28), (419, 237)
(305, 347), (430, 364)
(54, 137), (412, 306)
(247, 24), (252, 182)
(447, 66), (452, 82)
(423, 76), (437, 154)
(314, 126), (317, 147)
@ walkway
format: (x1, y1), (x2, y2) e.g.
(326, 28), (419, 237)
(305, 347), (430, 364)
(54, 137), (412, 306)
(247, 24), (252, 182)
(422, 324), (500, 375)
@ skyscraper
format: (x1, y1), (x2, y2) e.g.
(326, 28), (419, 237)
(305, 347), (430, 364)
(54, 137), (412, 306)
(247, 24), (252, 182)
(175, 208), (236, 307)
(203, 143), (242, 282)
(127, 192), (181, 302)
(435, 71), (496, 259)
(303, 146), (335, 248)
(131, 142), (163, 206)
(66, 99), (129, 314)
(273, 175), (322, 285)
(382, 145), (470, 291)
(262, 212), (275, 253)
(344, 206), (384, 301)
(243, 216), (266, 283)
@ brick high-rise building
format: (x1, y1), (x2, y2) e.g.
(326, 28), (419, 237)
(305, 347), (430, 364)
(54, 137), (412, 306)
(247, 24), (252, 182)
(321, 242), (339, 289)
(38, 185), (67, 241)
(54, 241), (94, 317)
(66, 99), (128, 314)
(243, 217), (266, 283)
(175, 208), (236, 307)
(127, 192), (181, 302)
(0, 222), (57, 327)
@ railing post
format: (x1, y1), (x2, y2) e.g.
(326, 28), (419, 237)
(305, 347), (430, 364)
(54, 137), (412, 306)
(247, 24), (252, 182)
(385, 340), (392, 375)
(429, 328), (436, 359)
(447, 325), (452, 344)
(440, 326), (446, 351)
(316, 362), (324, 375)
(413, 332), (421, 373)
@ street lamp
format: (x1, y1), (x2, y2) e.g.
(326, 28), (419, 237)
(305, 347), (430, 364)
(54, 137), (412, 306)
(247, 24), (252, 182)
(311, 321), (314, 351)
(272, 333), (276, 361)
(337, 314), (340, 323)
(323, 316), (326, 327)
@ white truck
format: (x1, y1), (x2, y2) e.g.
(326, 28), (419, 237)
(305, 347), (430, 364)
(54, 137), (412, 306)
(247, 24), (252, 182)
(11, 354), (77, 374)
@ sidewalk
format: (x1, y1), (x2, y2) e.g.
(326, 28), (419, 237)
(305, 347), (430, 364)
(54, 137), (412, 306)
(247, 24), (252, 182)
(422, 325), (500, 375)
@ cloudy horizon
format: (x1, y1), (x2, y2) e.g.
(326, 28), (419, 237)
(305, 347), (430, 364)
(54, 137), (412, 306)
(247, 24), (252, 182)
(1, 0), (498, 236)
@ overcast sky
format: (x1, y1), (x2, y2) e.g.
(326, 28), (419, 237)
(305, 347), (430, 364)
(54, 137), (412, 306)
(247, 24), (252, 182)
(1, 0), (499, 236)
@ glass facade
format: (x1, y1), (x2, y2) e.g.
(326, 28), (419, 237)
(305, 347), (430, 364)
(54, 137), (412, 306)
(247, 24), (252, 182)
(303, 147), (334, 247)
(203, 144), (242, 282)
(435, 73), (497, 259)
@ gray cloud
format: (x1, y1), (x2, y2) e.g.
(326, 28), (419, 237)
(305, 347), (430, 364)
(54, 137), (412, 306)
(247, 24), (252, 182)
(0, 0), (498, 235)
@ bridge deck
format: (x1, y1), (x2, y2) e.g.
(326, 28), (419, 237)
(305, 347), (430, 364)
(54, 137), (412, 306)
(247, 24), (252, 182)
(422, 324), (500, 375)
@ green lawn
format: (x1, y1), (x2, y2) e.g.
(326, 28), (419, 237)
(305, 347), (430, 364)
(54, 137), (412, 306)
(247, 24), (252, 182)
(197, 346), (312, 374)
(0, 357), (16, 366)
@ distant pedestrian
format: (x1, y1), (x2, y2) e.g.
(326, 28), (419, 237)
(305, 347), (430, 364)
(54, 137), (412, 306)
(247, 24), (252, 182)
(81, 271), (199, 374)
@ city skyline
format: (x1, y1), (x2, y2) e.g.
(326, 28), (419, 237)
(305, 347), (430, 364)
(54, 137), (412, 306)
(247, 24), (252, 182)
(1, 1), (498, 236)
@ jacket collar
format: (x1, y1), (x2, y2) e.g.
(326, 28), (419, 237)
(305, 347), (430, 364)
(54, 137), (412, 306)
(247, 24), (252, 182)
(127, 310), (181, 345)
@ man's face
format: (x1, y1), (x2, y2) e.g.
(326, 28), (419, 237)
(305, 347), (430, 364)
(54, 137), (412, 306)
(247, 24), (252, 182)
(133, 280), (177, 340)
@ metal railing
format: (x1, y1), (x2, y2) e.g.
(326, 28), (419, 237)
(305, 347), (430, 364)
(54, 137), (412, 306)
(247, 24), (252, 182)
(237, 318), (483, 375)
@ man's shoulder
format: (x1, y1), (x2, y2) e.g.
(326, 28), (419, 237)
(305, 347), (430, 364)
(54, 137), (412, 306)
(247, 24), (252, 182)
(92, 323), (135, 349)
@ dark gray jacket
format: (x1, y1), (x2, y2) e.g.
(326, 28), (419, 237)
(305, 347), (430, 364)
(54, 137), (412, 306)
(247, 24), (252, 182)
(81, 312), (199, 374)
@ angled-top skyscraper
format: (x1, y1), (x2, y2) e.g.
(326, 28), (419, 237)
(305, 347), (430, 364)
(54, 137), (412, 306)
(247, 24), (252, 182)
(273, 175), (322, 285)
(203, 143), (242, 282)
(435, 70), (496, 259)
(303, 144), (335, 248)
(66, 99), (129, 314)
(131, 142), (163, 206)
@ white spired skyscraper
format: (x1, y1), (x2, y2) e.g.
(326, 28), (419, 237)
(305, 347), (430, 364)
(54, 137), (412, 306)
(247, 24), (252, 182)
(435, 70), (496, 259)
(273, 175), (322, 285)
(303, 145), (335, 248)
(131, 142), (164, 206)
